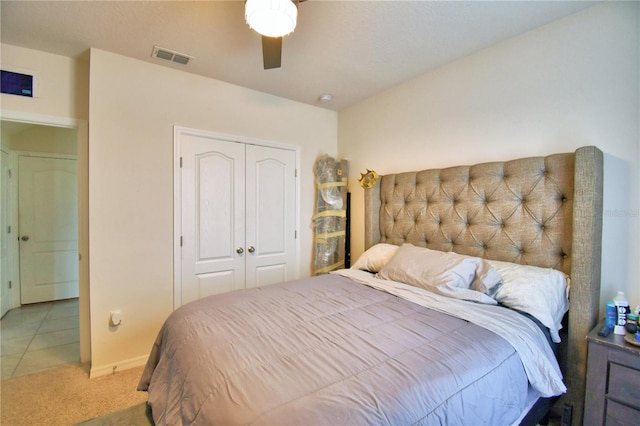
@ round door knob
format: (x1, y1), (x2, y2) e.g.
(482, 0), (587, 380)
(248, 246), (255, 253)
(236, 247), (244, 254)
(21, 235), (30, 241)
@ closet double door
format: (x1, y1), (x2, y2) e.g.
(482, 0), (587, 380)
(180, 133), (297, 305)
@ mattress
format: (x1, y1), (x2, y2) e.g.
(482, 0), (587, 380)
(137, 273), (553, 425)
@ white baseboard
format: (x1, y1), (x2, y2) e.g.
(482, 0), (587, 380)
(89, 354), (149, 379)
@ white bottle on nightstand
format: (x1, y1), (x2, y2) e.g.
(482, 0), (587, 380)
(613, 291), (630, 335)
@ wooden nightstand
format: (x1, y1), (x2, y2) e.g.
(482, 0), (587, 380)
(584, 320), (640, 425)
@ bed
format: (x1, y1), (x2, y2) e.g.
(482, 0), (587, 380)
(138, 146), (603, 426)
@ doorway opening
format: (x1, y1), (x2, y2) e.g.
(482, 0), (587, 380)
(0, 114), (89, 378)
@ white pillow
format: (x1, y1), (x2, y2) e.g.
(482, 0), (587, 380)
(487, 259), (569, 343)
(351, 243), (399, 273)
(376, 244), (501, 305)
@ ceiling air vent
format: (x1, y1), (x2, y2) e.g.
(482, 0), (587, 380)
(151, 46), (193, 66)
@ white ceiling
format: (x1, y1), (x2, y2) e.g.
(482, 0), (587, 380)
(1, 0), (598, 111)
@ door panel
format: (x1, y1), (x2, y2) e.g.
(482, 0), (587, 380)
(181, 135), (246, 304)
(255, 264), (286, 288)
(19, 156), (78, 304)
(196, 270), (237, 299)
(197, 153), (235, 261)
(245, 145), (296, 288)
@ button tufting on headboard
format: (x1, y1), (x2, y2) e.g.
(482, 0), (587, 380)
(376, 153), (575, 275)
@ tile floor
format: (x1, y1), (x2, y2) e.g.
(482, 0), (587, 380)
(1, 298), (79, 379)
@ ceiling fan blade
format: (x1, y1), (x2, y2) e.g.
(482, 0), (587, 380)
(262, 36), (282, 70)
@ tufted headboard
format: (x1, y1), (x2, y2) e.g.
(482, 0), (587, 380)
(364, 146), (603, 426)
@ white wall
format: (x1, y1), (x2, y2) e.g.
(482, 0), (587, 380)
(88, 48), (337, 374)
(3, 125), (77, 155)
(339, 2), (640, 311)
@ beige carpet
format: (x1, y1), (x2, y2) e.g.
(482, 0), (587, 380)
(0, 363), (148, 426)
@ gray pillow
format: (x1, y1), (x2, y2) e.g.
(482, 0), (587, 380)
(376, 243), (501, 305)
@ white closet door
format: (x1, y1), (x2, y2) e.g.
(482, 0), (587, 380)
(245, 145), (296, 288)
(181, 135), (246, 304)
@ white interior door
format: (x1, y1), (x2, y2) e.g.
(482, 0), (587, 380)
(181, 135), (246, 304)
(245, 145), (297, 288)
(18, 156), (78, 304)
(1, 150), (12, 317)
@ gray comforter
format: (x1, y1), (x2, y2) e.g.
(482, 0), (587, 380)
(138, 273), (535, 425)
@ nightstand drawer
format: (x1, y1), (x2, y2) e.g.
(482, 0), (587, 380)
(585, 322), (640, 426)
(605, 400), (640, 426)
(608, 362), (640, 408)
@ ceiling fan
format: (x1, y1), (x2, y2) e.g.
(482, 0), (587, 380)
(245, 0), (306, 70)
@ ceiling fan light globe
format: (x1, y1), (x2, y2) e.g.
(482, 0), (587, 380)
(245, 0), (297, 38)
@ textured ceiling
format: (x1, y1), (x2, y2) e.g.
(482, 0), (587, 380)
(1, 0), (598, 111)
